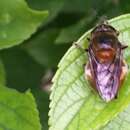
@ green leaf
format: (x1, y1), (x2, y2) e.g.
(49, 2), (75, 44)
(0, 47), (49, 130)
(62, 0), (90, 13)
(55, 0), (119, 44)
(23, 28), (70, 68)
(33, 89), (49, 130)
(0, 46), (44, 91)
(0, 86), (41, 130)
(0, 60), (6, 85)
(101, 104), (130, 130)
(0, 0), (48, 49)
(55, 17), (94, 44)
(49, 14), (130, 130)
(26, 0), (65, 25)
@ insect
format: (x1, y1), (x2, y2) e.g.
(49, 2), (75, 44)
(84, 22), (128, 102)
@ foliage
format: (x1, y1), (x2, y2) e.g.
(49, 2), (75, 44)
(49, 14), (130, 130)
(0, 0), (130, 130)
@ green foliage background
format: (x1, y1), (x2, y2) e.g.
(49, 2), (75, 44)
(0, 0), (130, 130)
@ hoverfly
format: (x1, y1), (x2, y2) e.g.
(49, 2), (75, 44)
(84, 23), (128, 102)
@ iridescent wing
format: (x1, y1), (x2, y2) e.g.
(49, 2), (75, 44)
(88, 45), (122, 102)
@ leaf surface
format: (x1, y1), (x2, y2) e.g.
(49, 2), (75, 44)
(49, 14), (130, 130)
(0, 0), (48, 49)
(101, 104), (130, 130)
(0, 86), (41, 130)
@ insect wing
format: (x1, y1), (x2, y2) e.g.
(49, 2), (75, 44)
(88, 46), (122, 102)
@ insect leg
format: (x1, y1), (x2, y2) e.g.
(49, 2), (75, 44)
(116, 31), (119, 36)
(121, 45), (128, 50)
(85, 63), (97, 91)
(115, 94), (118, 99)
(119, 42), (128, 50)
(87, 37), (90, 41)
(119, 59), (128, 87)
(73, 42), (88, 52)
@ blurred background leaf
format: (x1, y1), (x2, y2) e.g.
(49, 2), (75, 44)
(23, 28), (70, 68)
(0, 86), (41, 130)
(0, 47), (49, 130)
(26, 0), (66, 25)
(0, 60), (6, 85)
(0, 0), (48, 49)
(0, 47), (44, 91)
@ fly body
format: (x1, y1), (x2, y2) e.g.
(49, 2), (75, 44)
(85, 23), (128, 102)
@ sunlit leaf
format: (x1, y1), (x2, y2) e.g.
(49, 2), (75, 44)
(0, 0), (48, 49)
(101, 104), (130, 130)
(49, 14), (130, 130)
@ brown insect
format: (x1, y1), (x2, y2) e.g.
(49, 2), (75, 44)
(84, 23), (128, 102)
